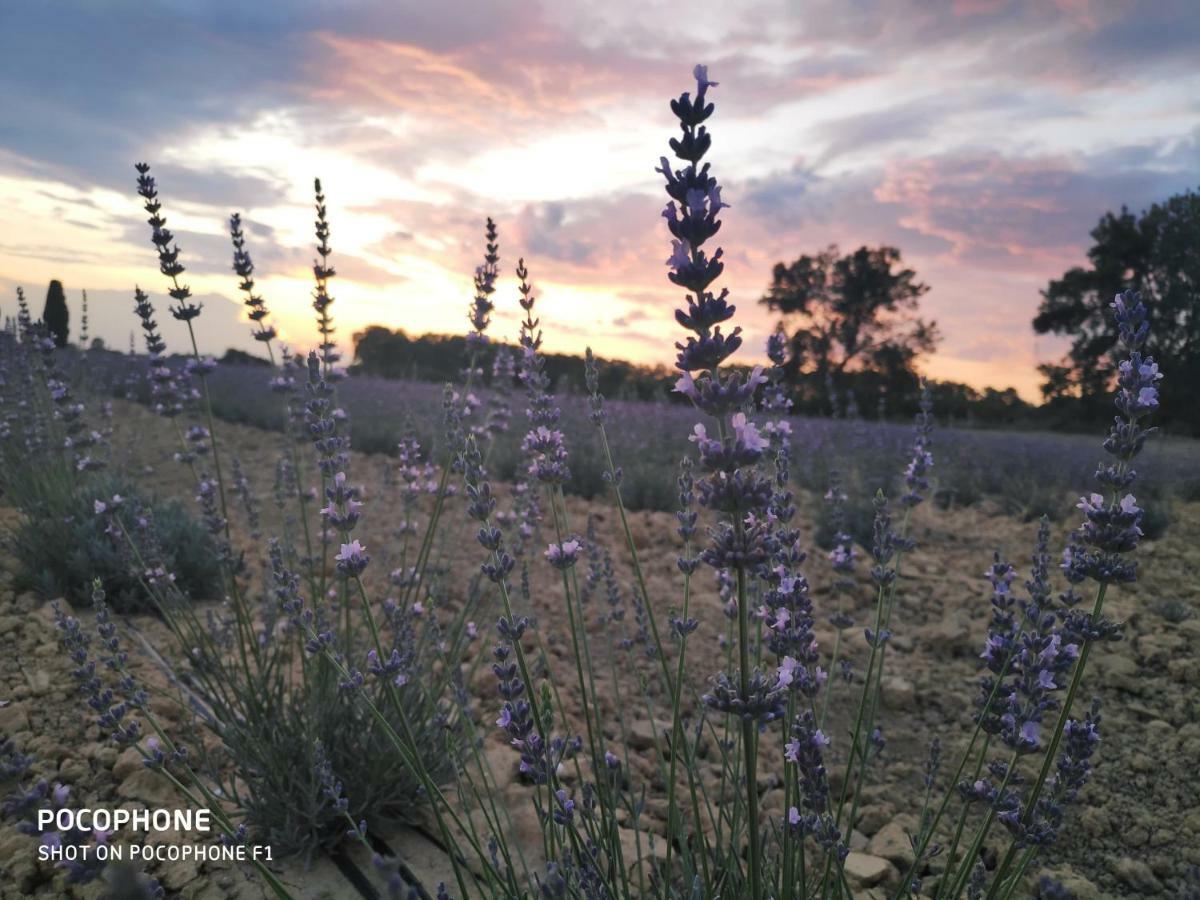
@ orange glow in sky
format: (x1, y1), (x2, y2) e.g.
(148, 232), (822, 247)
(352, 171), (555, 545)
(2, 2), (1197, 401)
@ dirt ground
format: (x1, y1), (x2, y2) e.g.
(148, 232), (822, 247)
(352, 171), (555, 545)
(2, 400), (1197, 898)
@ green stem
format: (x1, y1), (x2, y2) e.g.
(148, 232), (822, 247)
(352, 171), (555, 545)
(945, 752), (1020, 899)
(782, 691), (797, 900)
(935, 733), (992, 900)
(985, 583), (1107, 897)
(736, 565), (763, 900)
(818, 627), (843, 733)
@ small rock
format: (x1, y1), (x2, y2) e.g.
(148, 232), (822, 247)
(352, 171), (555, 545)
(1129, 752), (1155, 773)
(117, 768), (182, 807)
(881, 677), (915, 711)
(24, 669), (52, 696)
(113, 746), (145, 781)
(1168, 657), (1200, 685)
(844, 851), (892, 888)
(618, 826), (669, 881)
(482, 741), (518, 789)
(158, 856), (200, 891)
(889, 633), (914, 653)
(1092, 653), (1141, 693)
(924, 612), (973, 656)
(627, 718), (670, 753)
(500, 784), (547, 849)
(0, 702), (30, 733)
(58, 757), (90, 783)
(867, 817), (916, 868)
(1144, 719), (1174, 742)
(855, 803), (895, 836)
(1079, 805), (1108, 837)
(1112, 856), (1162, 894)
(1039, 867), (1101, 899)
(0, 828), (38, 892)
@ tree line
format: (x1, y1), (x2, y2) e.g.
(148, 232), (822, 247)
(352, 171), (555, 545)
(352, 188), (1198, 433)
(28, 186), (1196, 434)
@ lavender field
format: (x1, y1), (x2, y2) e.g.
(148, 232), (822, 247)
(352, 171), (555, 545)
(2, 10), (1200, 900)
(91, 353), (1200, 522)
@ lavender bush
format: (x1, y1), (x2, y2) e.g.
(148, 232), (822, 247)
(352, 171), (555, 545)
(0, 64), (1178, 899)
(88, 351), (1196, 526)
(0, 304), (218, 610)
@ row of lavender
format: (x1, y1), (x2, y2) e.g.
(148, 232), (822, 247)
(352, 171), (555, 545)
(0, 65), (1171, 899)
(82, 349), (1197, 530)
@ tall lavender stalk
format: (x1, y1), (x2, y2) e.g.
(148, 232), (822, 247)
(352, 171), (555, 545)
(398, 219), (501, 616)
(793, 380), (929, 897)
(662, 64), (775, 899)
(133, 162), (261, 678)
(230, 212), (278, 356)
(312, 179), (339, 374)
(982, 290), (1160, 897)
(229, 210), (319, 592)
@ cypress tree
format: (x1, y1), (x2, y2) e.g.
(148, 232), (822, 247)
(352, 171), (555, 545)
(43, 279), (69, 348)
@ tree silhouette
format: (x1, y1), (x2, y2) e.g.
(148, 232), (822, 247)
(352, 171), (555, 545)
(760, 245), (938, 408)
(1034, 188), (1200, 432)
(42, 279), (70, 347)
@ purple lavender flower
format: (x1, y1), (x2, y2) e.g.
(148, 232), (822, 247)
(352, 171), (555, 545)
(1007, 700), (1103, 848)
(900, 380), (934, 507)
(131, 287), (187, 420)
(134, 163), (201, 321)
(661, 67), (762, 418)
(761, 330), (793, 413)
(322, 470), (364, 533)
(784, 711), (847, 859)
(1062, 290), (1162, 587)
(305, 351), (350, 476)
(313, 739), (351, 816)
(312, 178), (340, 371)
(230, 212), (277, 345)
(545, 537), (582, 570)
(583, 348), (606, 426)
(335, 539), (370, 577)
(702, 668), (785, 722)
(975, 522), (1080, 755)
(824, 470), (856, 629)
(669, 157), (778, 566)
(467, 218), (499, 347)
(516, 260), (571, 485)
(54, 588), (143, 747)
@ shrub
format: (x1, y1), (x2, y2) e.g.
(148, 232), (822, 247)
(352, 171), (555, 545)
(3, 470), (218, 611)
(42, 173), (468, 868)
(0, 317), (218, 612)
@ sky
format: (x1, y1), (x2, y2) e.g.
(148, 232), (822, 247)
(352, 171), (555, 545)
(0, 1), (1197, 400)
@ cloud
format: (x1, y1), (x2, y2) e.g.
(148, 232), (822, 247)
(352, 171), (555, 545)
(1, 0), (1197, 400)
(875, 138), (1200, 269)
(514, 203), (597, 265)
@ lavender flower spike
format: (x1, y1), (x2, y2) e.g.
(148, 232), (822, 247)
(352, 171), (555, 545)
(662, 64), (772, 899)
(1062, 290), (1162, 588)
(230, 212), (277, 345)
(134, 163), (202, 321)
